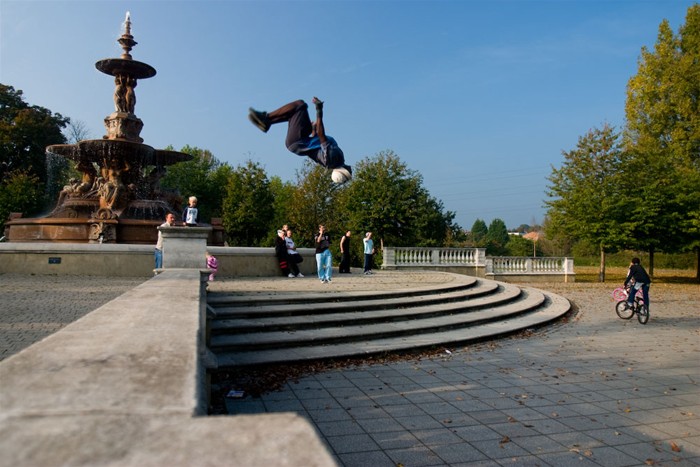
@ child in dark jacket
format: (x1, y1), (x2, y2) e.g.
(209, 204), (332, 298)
(624, 257), (651, 310)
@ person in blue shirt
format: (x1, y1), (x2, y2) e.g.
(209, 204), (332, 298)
(248, 97), (352, 184)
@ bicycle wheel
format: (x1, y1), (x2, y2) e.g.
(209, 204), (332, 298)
(612, 288), (627, 302)
(616, 300), (634, 319)
(637, 304), (649, 324)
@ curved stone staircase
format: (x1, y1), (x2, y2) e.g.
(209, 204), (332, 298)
(206, 273), (571, 368)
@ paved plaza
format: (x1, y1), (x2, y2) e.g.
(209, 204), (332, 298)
(1, 272), (698, 466)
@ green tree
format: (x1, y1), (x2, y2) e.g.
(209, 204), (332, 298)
(0, 84), (69, 187)
(221, 160), (274, 246)
(485, 218), (510, 256)
(0, 170), (43, 233)
(507, 235), (540, 257)
(161, 145), (231, 223)
(470, 219), (488, 247)
(624, 5), (700, 279)
(545, 125), (629, 281)
(339, 150), (457, 248)
(267, 175), (297, 245)
(286, 161), (342, 247)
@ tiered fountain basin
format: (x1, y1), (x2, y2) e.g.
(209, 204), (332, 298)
(6, 140), (194, 244)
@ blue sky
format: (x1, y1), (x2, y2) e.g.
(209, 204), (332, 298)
(1, 0), (695, 230)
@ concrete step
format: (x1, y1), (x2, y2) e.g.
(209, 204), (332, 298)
(207, 274), (479, 309)
(213, 290), (571, 367)
(210, 279), (502, 321)
(207, 275), (571, 368)
(210, 287), (542, 350)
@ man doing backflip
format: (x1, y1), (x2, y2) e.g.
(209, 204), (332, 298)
(248, 97), (352, 184)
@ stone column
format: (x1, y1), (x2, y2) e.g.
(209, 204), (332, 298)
(159, 226), (213, 269)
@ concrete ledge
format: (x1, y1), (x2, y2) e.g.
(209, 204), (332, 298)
(0, 269), (334, 466)
(382, 264), (485, 277)
(486, 273), (576, 283)
(0, 243), (317, 277)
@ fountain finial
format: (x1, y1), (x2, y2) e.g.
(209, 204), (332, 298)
(118, 11), (137, 60)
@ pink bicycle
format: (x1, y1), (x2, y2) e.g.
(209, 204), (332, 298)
(613, 285), (649, 324)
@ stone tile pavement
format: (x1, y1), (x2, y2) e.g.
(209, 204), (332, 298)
(221, 279), (700, 467)
(0, 274), (147, 360)
(2, 271), (698, 466)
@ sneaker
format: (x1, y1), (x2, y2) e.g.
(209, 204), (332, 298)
(327, 278), (332, 283)
(248, 108), (270, 133)
(288, 273), (295, 278)
(320, 279), (326, 283)
(297, 273), (304, 278)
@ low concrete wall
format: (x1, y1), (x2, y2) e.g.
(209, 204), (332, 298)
(0, 243), (154, 276)
(0, 269), (335, 466)
(0, 243), (318, 277)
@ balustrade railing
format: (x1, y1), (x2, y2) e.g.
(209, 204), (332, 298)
(485, 256), (574, 275)
(384, 247), (486, 267)
(382, 247), (574, 279)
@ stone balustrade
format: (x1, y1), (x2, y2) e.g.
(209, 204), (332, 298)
(485, 256), (575, 282)
(383, 247), (487, 266)
(382, 247), (574, 282)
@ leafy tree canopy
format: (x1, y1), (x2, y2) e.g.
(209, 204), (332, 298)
(623, 4), (700, 265)
(339, 150), (459, 248)
(1, 84), (69, 183)
(221, 160), (274, 246)
(160, 145), (231, 222)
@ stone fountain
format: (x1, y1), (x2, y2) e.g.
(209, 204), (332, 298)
(5, 13), (200, 244)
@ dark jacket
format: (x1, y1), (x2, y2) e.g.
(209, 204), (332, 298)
(624, 264), (651, 286)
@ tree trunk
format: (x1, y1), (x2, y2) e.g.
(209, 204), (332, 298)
(598, 246), (606, 282)
(649, 247), (655, 277)
(696, 246), (700, 283)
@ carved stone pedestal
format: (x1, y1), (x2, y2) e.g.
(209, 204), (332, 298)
(104, 112), (144, 142)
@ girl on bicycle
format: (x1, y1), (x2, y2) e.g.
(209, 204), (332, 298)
(623, 257), (651, 311)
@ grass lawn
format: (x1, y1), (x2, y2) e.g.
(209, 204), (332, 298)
(574, 265), (698, 286)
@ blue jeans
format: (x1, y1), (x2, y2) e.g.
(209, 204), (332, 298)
(627, 283), (650, 309)
(154, 249), (163, 269)
(364, 253), (373, 272)
(316, 249), (332, 281)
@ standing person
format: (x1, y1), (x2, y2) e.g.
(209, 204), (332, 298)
(285, 229), (304, 278)
(275, 229), (293, 278)
(624, 257), (652, 311)
(363, 232), (374, 275)
(339, 230), (352, 273)
(248, 97), (353, 184)
(315, 225), (332, 283)
(154, 212), (176, 273)
(183, 196), (199, 226)
(205, 251), (218, 282)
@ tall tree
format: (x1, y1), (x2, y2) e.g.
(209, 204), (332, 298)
(624, 5), (700, 278)
(338, 150), (457, 248)
(160, 145), (231, 223)
(0, 170), (43, 233)
(221, 160), (274, 246)
(485, 218), (510, 256)
(267, 175), (297, 245)
(286, 161), (342, 247)
(545, 124), (629, 281)
(470, 219), (488, 247)
(0, 84), (69, 185)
